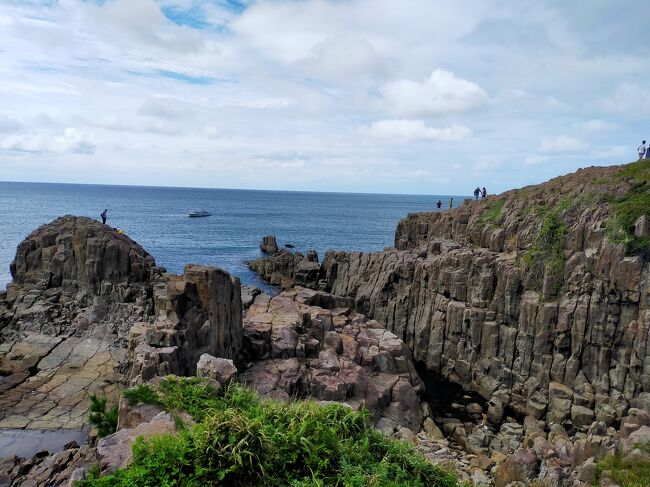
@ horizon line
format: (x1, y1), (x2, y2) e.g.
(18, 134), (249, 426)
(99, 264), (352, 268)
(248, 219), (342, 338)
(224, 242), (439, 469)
(0, 179), (472, 199)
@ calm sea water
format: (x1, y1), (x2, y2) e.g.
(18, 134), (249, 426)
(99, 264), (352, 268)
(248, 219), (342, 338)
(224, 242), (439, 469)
(0, 182), (466, 292)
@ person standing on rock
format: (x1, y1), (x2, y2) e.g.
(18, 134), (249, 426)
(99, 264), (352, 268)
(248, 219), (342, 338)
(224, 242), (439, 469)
(436, 200), (442, 209)
(639, 140), (647, 159)
(481, 187), (487, 198)
(473, 187), (481, 200)
(449, 197), (453, 209)
(100, 209), (107, 225)
(646, 144), (650, 160)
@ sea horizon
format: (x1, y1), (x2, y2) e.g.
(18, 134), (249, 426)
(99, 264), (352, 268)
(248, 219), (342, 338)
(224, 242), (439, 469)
(0, 181), (468, 292)
(0, 179), (471, 199)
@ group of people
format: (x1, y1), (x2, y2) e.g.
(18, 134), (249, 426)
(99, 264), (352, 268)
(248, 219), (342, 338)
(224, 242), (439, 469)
(638, 140), (650, 159)
(473, 187), (488, 200)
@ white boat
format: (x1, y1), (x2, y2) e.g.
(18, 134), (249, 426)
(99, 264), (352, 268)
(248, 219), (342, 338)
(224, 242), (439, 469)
(188, 210), (212, 218)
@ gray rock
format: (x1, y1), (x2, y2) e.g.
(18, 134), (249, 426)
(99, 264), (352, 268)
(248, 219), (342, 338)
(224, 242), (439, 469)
(196, 354), (237, 386)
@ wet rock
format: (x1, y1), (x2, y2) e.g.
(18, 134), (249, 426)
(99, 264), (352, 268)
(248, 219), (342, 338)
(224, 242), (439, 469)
(260, 236), (279, 254)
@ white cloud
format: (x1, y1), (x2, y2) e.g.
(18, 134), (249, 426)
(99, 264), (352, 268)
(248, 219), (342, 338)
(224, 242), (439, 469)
(380, 69), (488, 116)
(539, 135), (587, 153)
(576, 119), (616, 133)
(602, 82), (650, 114)
(361, 119), (472, 142)
(0, 127), (95, 154)
(0, 115), (22, 133)
(0, 0), (648, 195)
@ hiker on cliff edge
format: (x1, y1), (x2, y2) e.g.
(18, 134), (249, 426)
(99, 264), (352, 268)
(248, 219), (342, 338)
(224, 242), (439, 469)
(100, 209), (107, 225)
(481, 187), (487, 198)
(449, 197), (453, 209)
(436, 200), (442, 209)
(639, 140), (647, 159)
(474, 187), (480, 200)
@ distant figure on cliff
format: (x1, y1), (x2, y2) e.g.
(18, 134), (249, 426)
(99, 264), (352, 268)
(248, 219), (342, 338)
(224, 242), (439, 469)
(473, 187), (480, 200)
(646, 145), (650, 160)
(481, 187), (487, 198)
(449, 197), (453, 209)
(436, 200), (442, 209)
(100, 209), (107, 225)
(639, 140), (647, 159)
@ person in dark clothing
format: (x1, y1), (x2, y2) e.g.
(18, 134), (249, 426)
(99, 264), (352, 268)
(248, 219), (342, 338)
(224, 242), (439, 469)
(449, 197), (453, 209)
(474, 187), (480, 200)
(100, 209), (107, 224)
(436, 200), (442, 209)
(481, 187), (487, 198)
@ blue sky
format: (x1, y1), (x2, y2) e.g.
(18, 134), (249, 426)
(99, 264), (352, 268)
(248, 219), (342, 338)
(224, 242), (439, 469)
(0, 0), (648, 194)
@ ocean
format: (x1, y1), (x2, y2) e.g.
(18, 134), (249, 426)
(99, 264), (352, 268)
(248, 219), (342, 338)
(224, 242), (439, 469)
(0, 181), (466, 292)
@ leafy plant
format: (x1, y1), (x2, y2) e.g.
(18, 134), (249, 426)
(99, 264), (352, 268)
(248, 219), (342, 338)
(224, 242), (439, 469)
(521, 207), (568, 293)
(476, 199), (505, 231)
(593, 443), (650, 487)
(88, 394), (118, 438)
(77, 378), (462, 487)
(123, 384), (162, 407)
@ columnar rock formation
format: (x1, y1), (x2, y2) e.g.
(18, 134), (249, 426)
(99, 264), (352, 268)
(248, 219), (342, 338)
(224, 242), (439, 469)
(0, 216), (244, 431)
(250, 163), (650, 435)
(128, 264), (242, 383)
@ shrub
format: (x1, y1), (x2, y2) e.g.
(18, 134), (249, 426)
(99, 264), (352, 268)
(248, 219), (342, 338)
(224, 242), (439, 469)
(88, 394), (118, 438)
(78, 378), (462, 487)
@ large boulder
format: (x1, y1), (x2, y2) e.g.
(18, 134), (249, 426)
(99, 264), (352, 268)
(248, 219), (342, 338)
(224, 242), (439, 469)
(10, 215), (155, 293)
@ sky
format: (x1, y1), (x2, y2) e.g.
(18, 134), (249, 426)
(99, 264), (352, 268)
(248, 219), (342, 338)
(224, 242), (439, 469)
(0, 0), (648, 195)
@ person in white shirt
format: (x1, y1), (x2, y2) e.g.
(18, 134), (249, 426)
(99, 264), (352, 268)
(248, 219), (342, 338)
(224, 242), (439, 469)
(639, 140), (647, 159)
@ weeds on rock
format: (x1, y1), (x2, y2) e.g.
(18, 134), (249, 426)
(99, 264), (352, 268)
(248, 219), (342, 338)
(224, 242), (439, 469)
(88, 394), (118, 438)
(594, 443), (650, 487)
(476, 199), (506, 231)
(77, 377), (462, 487)
(521, 207), (568, 293)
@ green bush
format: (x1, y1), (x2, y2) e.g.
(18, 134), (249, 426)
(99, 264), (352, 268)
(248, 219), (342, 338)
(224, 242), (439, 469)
(88, 394), (118, 438)
(476, 199), (505, 231)
(594, 443), (650, 487)
(522, 209), (568, 293)
(77, 377), (461, 487)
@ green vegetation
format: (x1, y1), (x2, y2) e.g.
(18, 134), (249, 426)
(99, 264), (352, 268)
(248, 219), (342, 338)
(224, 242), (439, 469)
(521, 202), (568, 293)
(594, 443), (650, 487)
(77, 377), (461, 487)
(88, 394), (118, 438)
(476, 199), (506, 230)
(603, 159), (650, 256)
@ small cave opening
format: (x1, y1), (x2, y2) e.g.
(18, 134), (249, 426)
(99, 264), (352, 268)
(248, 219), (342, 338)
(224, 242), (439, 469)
(415, 361), (487, 426)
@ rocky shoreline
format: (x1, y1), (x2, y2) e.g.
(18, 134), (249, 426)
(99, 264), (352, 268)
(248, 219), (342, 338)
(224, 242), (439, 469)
(0, 160), (649, 486)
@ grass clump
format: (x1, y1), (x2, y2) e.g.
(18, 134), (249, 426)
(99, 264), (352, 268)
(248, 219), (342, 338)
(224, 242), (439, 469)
(476, 199), (506, 231)
(88, 394), (118, 438)
(605, 159), (650, 256)
(77, 377), (461, 487)
(521, 206), (568, 293)
(594, 443), (650, 487)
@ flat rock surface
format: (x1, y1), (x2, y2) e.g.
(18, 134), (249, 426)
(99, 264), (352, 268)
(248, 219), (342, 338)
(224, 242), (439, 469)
(0, 332), (122, 429)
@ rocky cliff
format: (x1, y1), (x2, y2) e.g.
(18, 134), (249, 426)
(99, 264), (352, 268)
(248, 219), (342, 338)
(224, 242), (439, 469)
(0, 216), (243, 433)
(250, 160), (650, 434)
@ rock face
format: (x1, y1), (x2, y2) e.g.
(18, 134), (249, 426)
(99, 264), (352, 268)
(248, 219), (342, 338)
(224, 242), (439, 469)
(0, 217), (243, 430)
(10, 215), (155, 298)
(260, 235), (279, 254)
(0, 216), (157, 430)
(128, 264), (242, 384)
(240, 288), (426, 432)
(249, 163), (650, 436)
(249, 249), (321, 289)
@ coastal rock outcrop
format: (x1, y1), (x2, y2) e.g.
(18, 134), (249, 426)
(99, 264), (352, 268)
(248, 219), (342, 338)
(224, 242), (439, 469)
(250, 163), (650, 435)
(240, 287), (427, 432)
